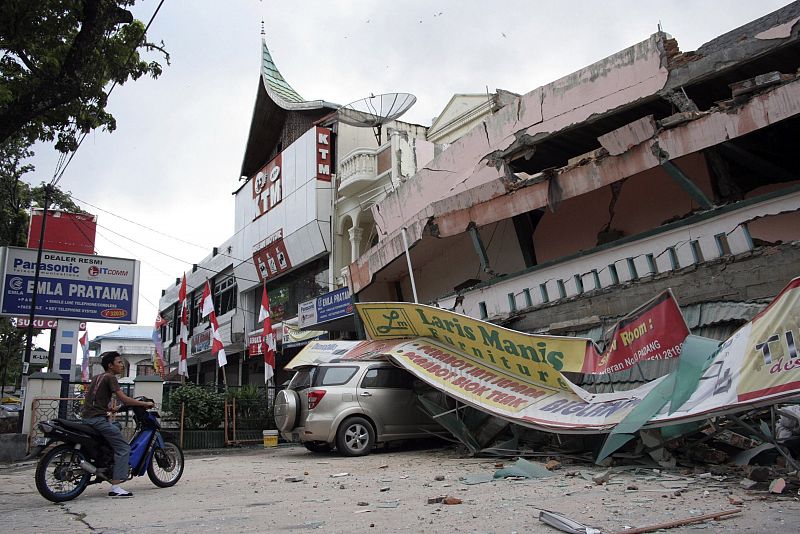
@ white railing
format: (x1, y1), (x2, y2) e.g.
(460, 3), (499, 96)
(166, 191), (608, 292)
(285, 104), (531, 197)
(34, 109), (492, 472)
(338, 146), (389, 196)
(434, 191), (800, 320)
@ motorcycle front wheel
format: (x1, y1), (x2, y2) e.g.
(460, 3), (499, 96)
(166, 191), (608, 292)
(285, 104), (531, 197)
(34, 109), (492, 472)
(35, 444), (90, 502)
(147, 440), (184, 488)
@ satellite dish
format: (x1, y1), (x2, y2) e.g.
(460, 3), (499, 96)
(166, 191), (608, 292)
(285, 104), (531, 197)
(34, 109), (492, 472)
(337, 92), (417, 145)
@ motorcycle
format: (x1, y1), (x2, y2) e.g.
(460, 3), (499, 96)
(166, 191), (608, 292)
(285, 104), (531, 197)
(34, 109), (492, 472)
(32, 397), (184, 502)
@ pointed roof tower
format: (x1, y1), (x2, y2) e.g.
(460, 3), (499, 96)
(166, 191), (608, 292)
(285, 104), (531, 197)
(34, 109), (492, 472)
(240, 32), (338, 179)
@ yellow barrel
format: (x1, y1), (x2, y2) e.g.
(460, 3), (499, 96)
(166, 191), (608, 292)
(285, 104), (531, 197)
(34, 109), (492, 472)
(262, 430), (278, 448)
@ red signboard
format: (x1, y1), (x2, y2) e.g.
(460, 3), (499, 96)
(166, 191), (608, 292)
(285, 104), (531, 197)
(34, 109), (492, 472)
(252, 230), (292, 283)
(27, 209), (96, 254)
(251, 153), (282, 220)
(316, 127), (332, 182)
(581, 290), (690, 374)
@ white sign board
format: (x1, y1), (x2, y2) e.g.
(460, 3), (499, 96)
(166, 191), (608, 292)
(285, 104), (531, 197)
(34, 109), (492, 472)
(0, 246), (140, 323)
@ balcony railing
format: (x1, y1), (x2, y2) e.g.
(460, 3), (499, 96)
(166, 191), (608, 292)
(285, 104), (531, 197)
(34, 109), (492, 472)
(338, 146), (390, 197)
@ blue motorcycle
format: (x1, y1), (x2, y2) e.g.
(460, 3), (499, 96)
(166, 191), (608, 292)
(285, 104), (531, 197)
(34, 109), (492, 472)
(33, 398), (184, 502)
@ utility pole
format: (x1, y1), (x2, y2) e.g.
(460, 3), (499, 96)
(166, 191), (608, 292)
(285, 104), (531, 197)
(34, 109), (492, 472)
(23, 184), (51, 378)
(18, 184), (50, 432)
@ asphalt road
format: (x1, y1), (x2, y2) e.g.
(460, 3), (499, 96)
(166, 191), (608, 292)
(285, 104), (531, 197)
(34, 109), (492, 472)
(1, 443), (798, 533)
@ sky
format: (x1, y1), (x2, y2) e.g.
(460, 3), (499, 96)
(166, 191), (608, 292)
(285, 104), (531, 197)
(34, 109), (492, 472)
(24, 0), (793, 342)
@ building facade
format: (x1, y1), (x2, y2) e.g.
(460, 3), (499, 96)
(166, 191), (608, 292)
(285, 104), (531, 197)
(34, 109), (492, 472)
(157, 38), (434, 386)
(347, 4), (800, 390)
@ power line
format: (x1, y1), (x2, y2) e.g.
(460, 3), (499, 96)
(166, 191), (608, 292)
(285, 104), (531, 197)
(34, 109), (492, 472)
(69, 193), (209, 251)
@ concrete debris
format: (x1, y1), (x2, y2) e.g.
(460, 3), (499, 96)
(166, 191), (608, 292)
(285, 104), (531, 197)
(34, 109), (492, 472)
(330, 472), (349, 478)
(434, 475), (445, 481)
(728, 496), (744, 506)
(357, 501), (369, 506)
(376, 500), (400, 508)
(769, 478), (786, 494)
(442, 496), (462, 505)
(284, 476), (304, 483)
(462, 474), (494, 485)
(427, 496), (444, 504)
(379, 486), (390, 492)
(591, 470), (611, 485)
(545, 459), (562, 471)
(739, 478), (758, 490)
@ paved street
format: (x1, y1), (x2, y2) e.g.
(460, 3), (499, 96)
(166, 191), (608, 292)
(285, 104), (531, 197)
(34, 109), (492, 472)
(1, 443), (799, 533)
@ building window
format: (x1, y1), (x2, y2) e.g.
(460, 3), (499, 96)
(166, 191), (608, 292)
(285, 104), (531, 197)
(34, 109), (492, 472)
(214, 275), (237, 315)
(136, 359), (156, 377)
(161, 308), (174, 346)
(190, 291), (205, 330)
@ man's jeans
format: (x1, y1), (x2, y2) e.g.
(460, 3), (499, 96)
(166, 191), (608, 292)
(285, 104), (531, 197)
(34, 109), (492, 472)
(82, 416), (130, 482)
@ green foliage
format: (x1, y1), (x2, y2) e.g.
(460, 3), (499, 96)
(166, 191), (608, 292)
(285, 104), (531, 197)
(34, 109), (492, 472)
(0, 318), (26, 389)
(168, 384), (224, 430)
(226, 384), (263, 402)
(0, 136), (86, 248)
(0, 0), (170, 151)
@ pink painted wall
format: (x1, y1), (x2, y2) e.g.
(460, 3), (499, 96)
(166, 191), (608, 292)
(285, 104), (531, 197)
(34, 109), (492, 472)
(373, 34), (670, 239)
(745, 180), (800, 243)
(533, 152), (714, 263)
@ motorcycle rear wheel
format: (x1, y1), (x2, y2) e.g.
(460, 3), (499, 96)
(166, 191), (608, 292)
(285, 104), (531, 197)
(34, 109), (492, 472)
(147, 440), (184, 488)
(35, 444), (90, 502)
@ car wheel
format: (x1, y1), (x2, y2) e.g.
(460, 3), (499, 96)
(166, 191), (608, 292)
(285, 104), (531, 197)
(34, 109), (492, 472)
(336, 416), (375, 457)
(274, 389), (300, 432)
(303, 441), (333, 453)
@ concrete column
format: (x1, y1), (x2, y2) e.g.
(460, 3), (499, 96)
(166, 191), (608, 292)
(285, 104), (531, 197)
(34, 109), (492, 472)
(348, 227), (364, 262)
(22, 372), (63, 435)
(52, 319), (81, 398)
(134, 375), (164, 408)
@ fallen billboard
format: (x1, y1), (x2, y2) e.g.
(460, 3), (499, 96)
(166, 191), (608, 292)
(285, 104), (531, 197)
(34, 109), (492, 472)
(334, 277), (800, 435)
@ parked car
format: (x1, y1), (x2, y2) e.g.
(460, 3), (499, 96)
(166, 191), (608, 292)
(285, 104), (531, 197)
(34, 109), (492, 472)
(274, 361), (445, 456)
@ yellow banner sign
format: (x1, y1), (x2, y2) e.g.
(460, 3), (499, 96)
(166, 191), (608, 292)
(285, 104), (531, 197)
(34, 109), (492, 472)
(357, 302), (590, 391)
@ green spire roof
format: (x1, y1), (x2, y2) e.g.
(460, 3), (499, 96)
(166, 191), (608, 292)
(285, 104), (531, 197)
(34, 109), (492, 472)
(261, 39), (304, 105)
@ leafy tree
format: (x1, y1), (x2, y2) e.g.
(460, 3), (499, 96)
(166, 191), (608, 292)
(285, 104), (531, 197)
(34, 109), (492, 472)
(0, 0), (169, 151)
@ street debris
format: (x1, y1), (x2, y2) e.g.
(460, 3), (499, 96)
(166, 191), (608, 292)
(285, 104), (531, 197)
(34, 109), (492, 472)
(615, 508), (740, 534)
(330, 472), (349, 478)
(493, 458), (552, 480)
(284, 476), (304, 483)
(769, 478), (786, 494)
(538, 510), (600, 534)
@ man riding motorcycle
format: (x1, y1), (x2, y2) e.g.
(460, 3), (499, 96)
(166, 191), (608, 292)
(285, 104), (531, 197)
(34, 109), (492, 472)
(82, 351), (154, 497)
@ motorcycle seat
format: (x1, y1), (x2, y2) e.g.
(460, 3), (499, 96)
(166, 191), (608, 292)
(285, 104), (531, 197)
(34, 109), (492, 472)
(56, 418), (101, 437)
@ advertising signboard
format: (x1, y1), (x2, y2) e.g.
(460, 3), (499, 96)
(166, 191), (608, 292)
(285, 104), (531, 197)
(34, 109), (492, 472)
(27, 209), (97, 255)
(252, 229), (292, 283)
(298, 287), (353, 329)
(0, 246), (139, 324)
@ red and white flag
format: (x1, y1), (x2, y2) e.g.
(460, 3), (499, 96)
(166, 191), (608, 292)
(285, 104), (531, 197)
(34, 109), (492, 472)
(259, 285), (276, 382)
(201, 280), (227, 367)
(178, 274), (189, 377)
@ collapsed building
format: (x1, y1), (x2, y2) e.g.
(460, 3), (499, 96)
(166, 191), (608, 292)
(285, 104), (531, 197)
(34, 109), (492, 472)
(348, 3), (800, 393)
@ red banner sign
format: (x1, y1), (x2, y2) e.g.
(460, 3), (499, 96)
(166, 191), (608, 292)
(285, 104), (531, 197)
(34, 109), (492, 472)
(252, 230), (292, 283)
(316, 127), (332, 182)
(581, 290), (690, 374)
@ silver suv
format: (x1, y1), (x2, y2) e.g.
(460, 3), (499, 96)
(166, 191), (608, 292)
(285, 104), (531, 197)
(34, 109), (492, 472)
(274, 361), (444, 456)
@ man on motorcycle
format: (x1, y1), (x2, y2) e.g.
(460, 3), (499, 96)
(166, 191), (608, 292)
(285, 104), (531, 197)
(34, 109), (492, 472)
(82, 351), (154, 497)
